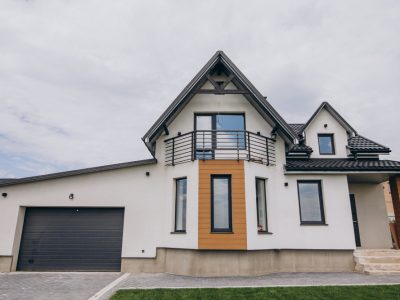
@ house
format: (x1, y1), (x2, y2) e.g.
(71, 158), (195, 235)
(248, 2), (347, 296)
(1, 51), (400, 276)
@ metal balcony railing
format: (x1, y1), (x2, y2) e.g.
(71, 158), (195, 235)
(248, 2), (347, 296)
(164, 130), (276, 166)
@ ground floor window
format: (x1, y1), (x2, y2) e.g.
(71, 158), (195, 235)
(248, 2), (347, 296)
(174, 178), (187, 232)
(297, 180), (325, 225)
(256, 178), (268, 232)
(211, 175), (232, 232)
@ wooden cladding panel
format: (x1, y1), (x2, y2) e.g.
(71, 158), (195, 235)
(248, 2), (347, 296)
(198, 160), (247, 250)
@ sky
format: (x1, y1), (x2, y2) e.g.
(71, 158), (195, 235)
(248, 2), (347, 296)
(0, 0), (399, 178)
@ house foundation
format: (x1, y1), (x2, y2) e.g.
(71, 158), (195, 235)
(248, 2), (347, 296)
(121, 248), (355, 276)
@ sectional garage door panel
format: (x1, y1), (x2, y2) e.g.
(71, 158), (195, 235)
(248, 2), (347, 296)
(17, 207), (124, 271)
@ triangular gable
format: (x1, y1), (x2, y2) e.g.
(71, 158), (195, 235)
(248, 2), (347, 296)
(302, 102), (357, 136)
(142, 51), (297, 155)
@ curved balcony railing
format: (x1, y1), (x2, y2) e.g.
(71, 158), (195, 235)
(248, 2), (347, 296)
(164, 130), (276, 166)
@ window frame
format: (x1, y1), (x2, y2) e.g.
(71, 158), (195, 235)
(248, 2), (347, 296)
(174, 177), (187, 233)
(297, 180), (326, 225)
(255, 177), (268, 233)
(194, 113), (247, 155)
(211, 174), (232, 233)
(317, 133), (335, 155)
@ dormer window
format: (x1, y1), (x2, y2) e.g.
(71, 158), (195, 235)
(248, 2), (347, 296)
(318, 134), (335, 155)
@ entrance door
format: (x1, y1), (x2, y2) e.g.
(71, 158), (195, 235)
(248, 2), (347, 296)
(349, 194), (361, 247)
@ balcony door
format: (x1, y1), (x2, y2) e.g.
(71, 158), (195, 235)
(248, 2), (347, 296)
(195, 114), (245, 159)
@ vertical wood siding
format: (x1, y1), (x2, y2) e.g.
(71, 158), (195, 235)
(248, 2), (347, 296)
(198, 160), (247, 249)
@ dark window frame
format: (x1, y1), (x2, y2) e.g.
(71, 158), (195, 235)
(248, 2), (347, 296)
(255, 177), (268, 233)
(174, 177), (187, 233)
(318, 133), (335, 155)
(194, 113), (247, 156)
(297, 180), (326, 225)
(211, 174), (232, 233)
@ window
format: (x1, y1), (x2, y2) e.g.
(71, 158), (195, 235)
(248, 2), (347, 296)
(297, 180), (325, 224)
(195, 114), (245, 157)
(256, 178), (268, 232)
(174, 178), (187, 232)
(211, 175), (232, 232)
(318, 134), (335, 155)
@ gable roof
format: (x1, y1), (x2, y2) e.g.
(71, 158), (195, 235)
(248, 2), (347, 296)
(348, 135), (390, 153)
(302, 102), (357, 134)
(142, 51), (298, 154)
(0, 158), (157, 187)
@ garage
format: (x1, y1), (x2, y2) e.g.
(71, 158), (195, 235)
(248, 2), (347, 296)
(17, 207), (124, 271)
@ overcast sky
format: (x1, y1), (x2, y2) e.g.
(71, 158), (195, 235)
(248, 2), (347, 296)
(0, 0), (399, 178)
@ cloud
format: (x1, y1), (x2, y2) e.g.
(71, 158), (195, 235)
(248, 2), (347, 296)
(0, 0), (399, 177)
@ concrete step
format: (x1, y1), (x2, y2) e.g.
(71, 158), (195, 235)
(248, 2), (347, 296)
(364, 270), (400, 275)
(354, 249), (400, 275)
(354, 249), (400, 257)
(362, 263), (400, 272)
(355, 255), (400, 264)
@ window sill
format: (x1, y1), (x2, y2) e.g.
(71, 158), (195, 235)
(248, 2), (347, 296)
(258, 231), (273, 234)
(170, 231), (187, 234)
(300, 223), (328, 226)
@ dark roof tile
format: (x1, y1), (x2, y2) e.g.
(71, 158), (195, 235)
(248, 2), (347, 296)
(348, 135), (390, 153)
(286, 158), (400, 172)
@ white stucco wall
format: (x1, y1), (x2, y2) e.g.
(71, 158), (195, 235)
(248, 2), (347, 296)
(305, 108), (349, 158)
(348, 183), (392, 249)
(0, 90), (371, 262)
(245, 161), (356, 250)
(0, 161), (198, 258)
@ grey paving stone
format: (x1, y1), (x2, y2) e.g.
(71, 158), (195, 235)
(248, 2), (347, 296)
(0, 272), (121, 300)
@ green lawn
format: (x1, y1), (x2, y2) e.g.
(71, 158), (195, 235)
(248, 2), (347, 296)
(110, 285), (400, 300)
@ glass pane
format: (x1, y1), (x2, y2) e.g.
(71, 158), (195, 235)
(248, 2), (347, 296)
(212, 177), (230, 230)
(196, 150), (213, 160)
(256, 179), (267, 231)
(196, 116), (212, 149)
(319, 135), (334, 154)
(216, 115), (245, 148)
(298, 182), (322, 222)
(175, 178), (187, 231)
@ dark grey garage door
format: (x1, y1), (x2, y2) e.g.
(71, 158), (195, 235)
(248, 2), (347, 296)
(17, 207), (124, 271)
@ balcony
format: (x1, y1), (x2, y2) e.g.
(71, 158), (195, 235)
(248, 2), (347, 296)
(165, 130), (276, 166)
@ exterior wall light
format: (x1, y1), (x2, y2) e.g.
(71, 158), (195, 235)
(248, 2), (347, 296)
(324, 124), (328, 128)
(69, 193), (74, 200)
(2, 193), (7, 198)
(146, 172), (150, 176)
(284, 182), (289, 187)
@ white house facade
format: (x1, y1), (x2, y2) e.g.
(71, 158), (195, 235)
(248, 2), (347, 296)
(1, 51), (400, 276)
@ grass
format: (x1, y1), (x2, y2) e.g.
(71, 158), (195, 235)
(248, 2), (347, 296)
(110, 285), (400, 300)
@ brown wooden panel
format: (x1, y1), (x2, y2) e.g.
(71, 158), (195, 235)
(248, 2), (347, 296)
(198, 160), (247, 250)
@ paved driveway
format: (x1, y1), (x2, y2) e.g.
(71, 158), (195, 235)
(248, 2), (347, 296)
(2, 272), (400, 300)
(0, 272), (121, 300)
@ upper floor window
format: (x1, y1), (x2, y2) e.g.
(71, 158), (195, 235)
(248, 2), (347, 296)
(318, 134), (335, 155)
(174, 178), (187, 232)
(195, 114), (245, 157)
(211, 175), (232, 232)
(297, 180), (325, 225)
